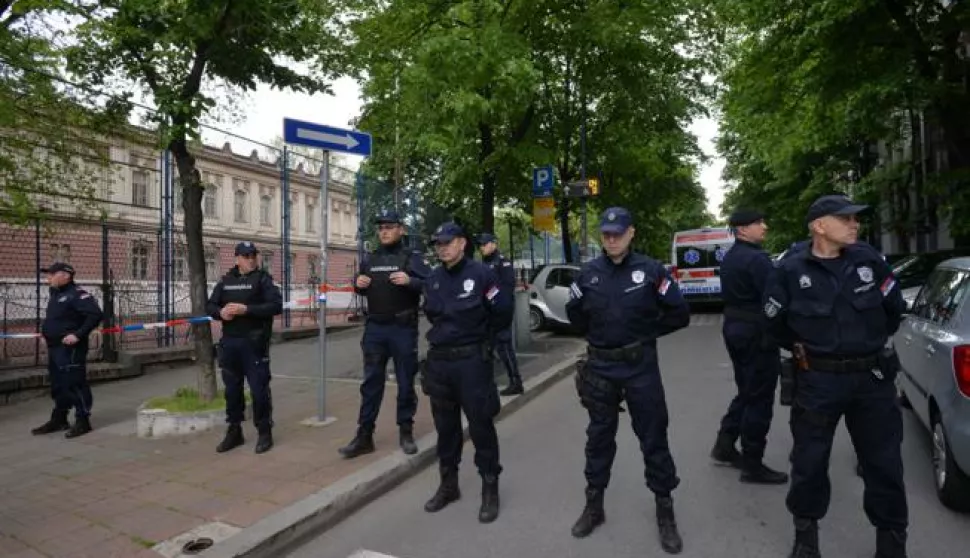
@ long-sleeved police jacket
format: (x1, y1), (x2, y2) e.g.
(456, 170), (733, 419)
(206, 267), (283, 342)
(422, 256), (513, 347)
(41, 282), (104, 346)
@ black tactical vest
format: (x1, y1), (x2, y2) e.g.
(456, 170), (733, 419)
(365, 248), (420, 317)
(220, 269), (271, 340)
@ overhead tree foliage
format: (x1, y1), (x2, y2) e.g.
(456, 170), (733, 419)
(346, 0), (714, 260)
(715, 0), (970, 251)
(65, 0), (346, 401)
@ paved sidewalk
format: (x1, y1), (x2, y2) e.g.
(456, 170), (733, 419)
(0, 329), (582, 558)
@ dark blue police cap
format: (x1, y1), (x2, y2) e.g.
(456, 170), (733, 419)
(728, 208), (764, 227)
(430, 222), (465, 244)
(806, 194), (869, 223)
(41, 262), (75, 275)
(234, 241), (259, 256)
(374, 209), (402, 224)
(599, 207), (633, 234)
(476, 233), (497, 245)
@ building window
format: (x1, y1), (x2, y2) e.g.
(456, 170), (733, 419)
(204, 245), (219, 279)
(132, 169), (150, 207)
(306, 197), (316, 232)
(308, 254), (319, 280)
(202, 173), (220, 218)
(262, 250), (274, 275)
(260, 194), (273, 226)
(131, 242), (150, 280)
(234, 188), (248, 223)
(174, 244), (187, 281)
(50, 243), (71, 263)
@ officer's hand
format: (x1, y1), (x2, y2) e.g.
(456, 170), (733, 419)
(62, 334), (79, 346)
(356, 275), (371, 289)
(220, 307), (235, 321)
(226, 302), (247, 315)
(389, 271), (410, 286)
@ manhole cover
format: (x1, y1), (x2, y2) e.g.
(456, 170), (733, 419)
(182, 537), (214, 554)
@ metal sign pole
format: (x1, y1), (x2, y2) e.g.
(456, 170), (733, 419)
(317, 150), (330, 421)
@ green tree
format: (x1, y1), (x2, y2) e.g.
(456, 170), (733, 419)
(65, 0), (346, 401)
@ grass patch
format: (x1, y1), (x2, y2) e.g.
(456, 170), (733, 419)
(144, 386), (250, 413)
(131, 536), (156, 548)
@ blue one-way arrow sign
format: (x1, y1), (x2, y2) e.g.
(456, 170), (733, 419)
(283, 118), (372, 157)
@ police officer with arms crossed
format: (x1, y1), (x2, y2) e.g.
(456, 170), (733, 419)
(420, 222), (512, 524)
(475, 232), (524, 395)
(340, 210), (431, 458)
(566, 207), (690, 554)
(207, 241), (283, 454)
(764, 194), (908, 558)
(32, 262), (103, 438)
(709, 209), (789, 484)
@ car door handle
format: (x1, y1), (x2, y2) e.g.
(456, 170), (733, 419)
(925, 344), (936, 355)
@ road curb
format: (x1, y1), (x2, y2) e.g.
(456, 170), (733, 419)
(200, 352), (580, 558)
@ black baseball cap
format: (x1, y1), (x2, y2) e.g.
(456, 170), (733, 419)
(476, 233), (497, 245)
(728, 208), (764, 227)
(806, 195), (869, 223)
(430, 222), (465, 244)
(374, 209), (402, 224)
(600, 207), (633, 234)
(234, 241), (259, 256)
(41, 262), (75, 275)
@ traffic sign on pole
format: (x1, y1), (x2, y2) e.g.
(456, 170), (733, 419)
(284, 117), (372, 427)
(283, 118), (373, 157)
(532, 166), (555, 198)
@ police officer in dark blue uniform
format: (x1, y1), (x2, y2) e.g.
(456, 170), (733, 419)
(340, 210), (431, 458)
(764, 195), (908, 558)
(206, 241), (283, 454)
(710, 209), (789, 484)
(475, 232), (523, 395)
(32, 262), (103, 438)
(420, 222), (512, 524)
(565, 207), (690, 554)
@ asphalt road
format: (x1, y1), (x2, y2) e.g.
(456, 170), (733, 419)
(287, 315), (970, 558)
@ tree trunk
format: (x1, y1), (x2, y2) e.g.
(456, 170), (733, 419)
(479, 122), (496, 233)
(170, 136), (218, 402)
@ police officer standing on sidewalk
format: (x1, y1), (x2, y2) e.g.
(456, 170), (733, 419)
(709, 209), (789, 484)
(32, 262), (103, 438)
(207, 241), (282, 455)
(420, 222), (512, 524)
(339, 210), (431, 458)
(764, 194), (908, 558)
(565, 207), (690, 554)
(475, 232), (523, 395)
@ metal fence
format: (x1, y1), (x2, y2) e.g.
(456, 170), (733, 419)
(0, 121), (414, 370)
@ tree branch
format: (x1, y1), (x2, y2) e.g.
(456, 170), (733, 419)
(180, 0), (236, 101)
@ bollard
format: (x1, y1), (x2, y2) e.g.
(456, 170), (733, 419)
(514, 289), (532, 350)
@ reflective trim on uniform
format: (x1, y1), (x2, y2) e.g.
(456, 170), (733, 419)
(569, 282), (583, 299)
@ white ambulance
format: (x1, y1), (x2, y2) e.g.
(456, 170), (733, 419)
(670, 227), (735, 302)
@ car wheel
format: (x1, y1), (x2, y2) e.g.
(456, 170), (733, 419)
(931, 412), (970, 512)
(529, 306), (545, 332)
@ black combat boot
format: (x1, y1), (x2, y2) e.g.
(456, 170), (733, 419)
(65, 415), (92, 439)
(399, 424), (417, 455)
(478, 475), (500, 523)
(338, 427), (375, 458)
(656, 495), (683, 554)
(31, 409), (69, 435)
(571, 487), (605, 538)
(875, 529), (907, 558)
(216, 423), (244, 453)
(789, 518), (821, 558)
(254, 425), (273, 454)
(740, 459), (789, 485)
(424, 466), (461, 513)
(499, 376), (524, 396)
(710, 432), (742, 468)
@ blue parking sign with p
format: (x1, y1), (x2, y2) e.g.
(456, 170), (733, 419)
(533, 166), (554, 198)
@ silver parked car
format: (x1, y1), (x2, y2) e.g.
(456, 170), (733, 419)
(895, 257), (970, 512)
(526, 264), (581, 331)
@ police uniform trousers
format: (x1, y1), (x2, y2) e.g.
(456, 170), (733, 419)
(788, 366), (907, 531)
(582, 344), (679, 495)
(491, 326), (520, 381)
(218, 336), (273, 429)
(359, 319), (419, 431)
(47, 343), (93, 418)
(424, 344), (502, 477)
(718, 319), (780, 463)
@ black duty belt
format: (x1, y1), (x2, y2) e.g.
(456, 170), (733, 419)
(427, 343), (484, 361)
(806, 352), (879, 374)
(587, 341), (645, 363)
(367, 309), (418, 324)
(723, 306), (763, 321)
